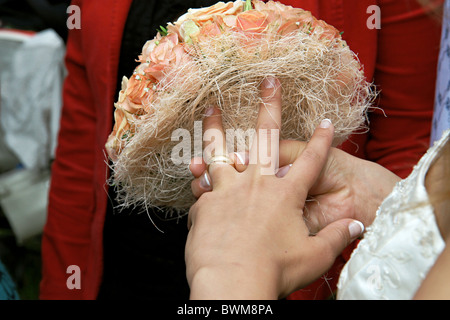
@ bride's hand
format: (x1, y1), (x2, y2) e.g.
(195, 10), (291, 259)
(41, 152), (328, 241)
(185, 77), (365, 299)
(286, 141), (400, 234)
(190, 125), (400, 235)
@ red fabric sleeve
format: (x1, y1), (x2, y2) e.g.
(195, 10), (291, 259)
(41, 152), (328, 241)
(39, 0), (132, 299)
(39, 8), (96, 299)
(364, 0), (441, 178)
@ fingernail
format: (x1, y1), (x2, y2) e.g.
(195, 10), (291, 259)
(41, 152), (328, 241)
(263, 76), (276, 89)
(275, 164), (292, 178)
(199, 171), (212, 190)
(234, 152), (246, 165)
(319, 119), (332, 129)
(205, 107), (215, 117)
(348, 220), (365, 238)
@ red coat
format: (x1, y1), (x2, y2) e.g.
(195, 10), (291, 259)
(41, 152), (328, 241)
(40, 0), (442, 299)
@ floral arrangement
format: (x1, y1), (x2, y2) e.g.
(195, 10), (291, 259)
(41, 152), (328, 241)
(106, 0), (374, 216)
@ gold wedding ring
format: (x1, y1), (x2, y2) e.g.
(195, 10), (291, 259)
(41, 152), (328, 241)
(207, 155), (234, 166)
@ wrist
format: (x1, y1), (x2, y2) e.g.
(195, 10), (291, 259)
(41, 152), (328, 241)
(354, 158), (400, 227)
(189, 262), (280, 300)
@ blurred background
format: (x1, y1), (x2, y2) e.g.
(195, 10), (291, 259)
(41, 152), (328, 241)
(0, 0), (70, 299)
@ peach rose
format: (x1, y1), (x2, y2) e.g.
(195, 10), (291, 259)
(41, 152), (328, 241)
(236, 10), (269, 33)
(253, 0), (286, 12)
(139, 34), (162, 63)
(219, 15), (238, 29)
(277, 9), (316, 36)
(149, 33), (179, 65)
(105, 108), (135, 161)
(277, 19), (301, 36)
(200, 15), (237, 37)
(144, 63), (166, 82)
(176, 0), (243, 26)
(140, 32), (191, 82)
(315, 19), (341, 40)
(126, 75), (152, 105)
(198, 20), (223, 39)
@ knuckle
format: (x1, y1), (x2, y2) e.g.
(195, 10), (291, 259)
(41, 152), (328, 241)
(208, 163), (230, 177)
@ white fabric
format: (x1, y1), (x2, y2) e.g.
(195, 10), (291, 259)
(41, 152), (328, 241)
(337, 130), (449, 300)
(0, 168), (50, 244)
(0, 29), (64, 243)
(0, 29), (65, 169)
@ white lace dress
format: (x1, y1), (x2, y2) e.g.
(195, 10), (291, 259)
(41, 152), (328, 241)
(337, 130), (449, 300)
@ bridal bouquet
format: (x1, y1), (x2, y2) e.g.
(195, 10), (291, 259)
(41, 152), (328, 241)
(106, 0), (374, 215)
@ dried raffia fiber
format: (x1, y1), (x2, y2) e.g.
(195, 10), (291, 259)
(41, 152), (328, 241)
(105, 0), (376, 218)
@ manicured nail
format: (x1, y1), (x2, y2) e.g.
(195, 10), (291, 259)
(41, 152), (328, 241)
(275, 164), (292, 178)
(199, 171), (212, 190)
(263, 76), (276, 89)
(319, 118), (332, 129)
(234, 152), (246, 165)
(205, 107), (215, 117)
(348, 220), (365, 238)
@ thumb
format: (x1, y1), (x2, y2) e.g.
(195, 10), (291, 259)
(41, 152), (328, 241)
(313, 219), (364, 267)
(282, 219), (364, 295)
